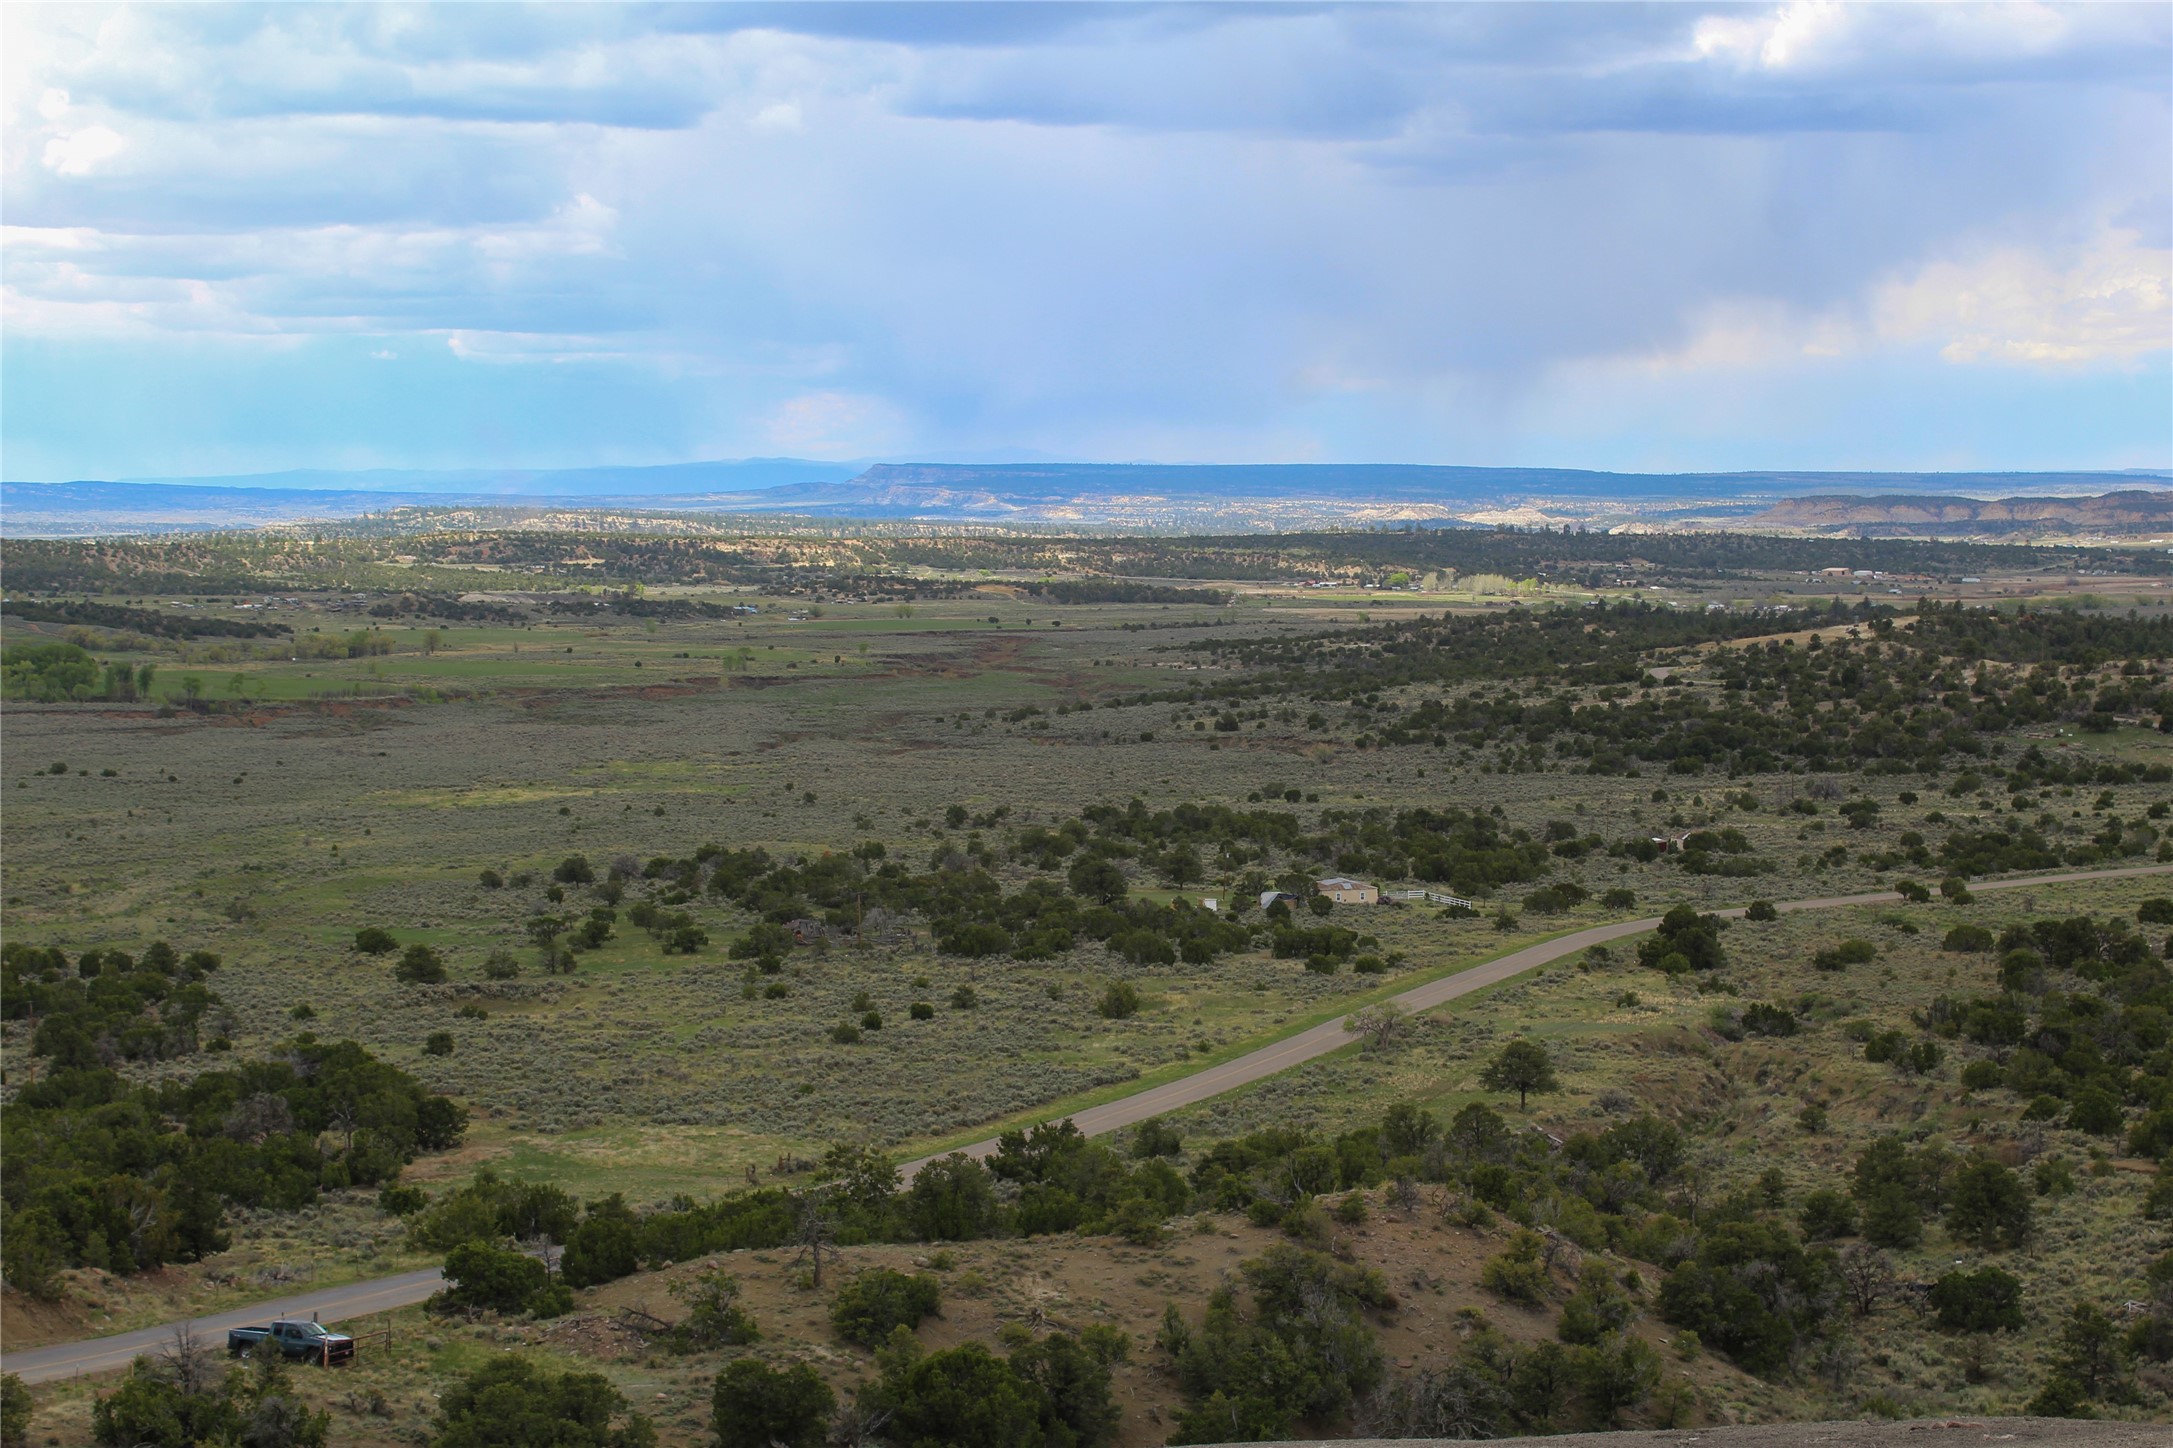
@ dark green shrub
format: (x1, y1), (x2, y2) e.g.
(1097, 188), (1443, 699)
(1097, 981), (1142, 1019)
(1813, 938), (1877, 972)
(2067, 1086), (2125, 1136)
(1131, 1117), (1183, 1159)
(1798, 1190), (1856, 1241)
(394, 944), (446, 985)
(1945, 1160), (2033, 1251)
(712, 1359), (832, 1448)
(431, 1356), (651, 1446)
(1, 1374), (29, 1448)
(1931, 1267), (2025, 1333)
(671, 1267), (760, 1350)
(830, 1268), (941, 1347)
(561, 1198), (641, 1288)
(437, 1241), (549, 1316)
(1163, 1243), (1388, 1442)
(1481, 1230), (1552, 1304)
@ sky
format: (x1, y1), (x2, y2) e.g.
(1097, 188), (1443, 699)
(3, 1), (2169, 482)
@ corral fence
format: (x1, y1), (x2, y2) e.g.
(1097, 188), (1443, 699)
(1382, 888), (1477, 910)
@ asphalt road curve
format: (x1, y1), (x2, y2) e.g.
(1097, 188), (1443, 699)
(10, 861), (2170, 1384)
(895, 861), (2173, 1177)
(3, 1268), (444, 1385)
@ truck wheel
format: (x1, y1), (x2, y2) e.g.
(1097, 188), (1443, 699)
(235, 1346), (252, 1361)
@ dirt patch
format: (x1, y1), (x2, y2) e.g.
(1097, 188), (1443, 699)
(506, 680), (721, 707)
(396, 1137), (514, 1186)
(534, 1310), (654, 1362)
(1, 1289), (93, 1353)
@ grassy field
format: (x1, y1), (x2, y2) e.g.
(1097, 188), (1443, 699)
(6, 568), (2173, 1437)
(17, 593), (2160, 1160)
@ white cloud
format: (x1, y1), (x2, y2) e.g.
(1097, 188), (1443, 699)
(1, 2), (2165, 474)
(1693, 2), (1854, 71)
(1874, 236), (2171, 365)
(1690, 2), (2102, 77)
(42, 124), (124, 176)
(750, 101), (803, 133)
(1587, 230), (2170, 377)
(765, 390), (905, 457)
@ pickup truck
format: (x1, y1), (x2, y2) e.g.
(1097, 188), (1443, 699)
(225, 1319), (355, 1366)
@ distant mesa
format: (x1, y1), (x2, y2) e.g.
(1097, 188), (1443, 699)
(1751, 490), (2173, 537)
(2, 460), (2167, 538)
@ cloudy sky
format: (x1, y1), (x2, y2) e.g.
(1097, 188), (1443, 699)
(3, 2), (2168, 481)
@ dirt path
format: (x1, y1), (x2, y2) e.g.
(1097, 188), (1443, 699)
(12, 861), (2171, 1385)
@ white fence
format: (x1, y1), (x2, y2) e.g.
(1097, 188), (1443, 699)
(1383, 888), (1477, 910)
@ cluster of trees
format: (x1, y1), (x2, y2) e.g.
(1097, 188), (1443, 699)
(0, 642), (158, 703)
(399, 1123), (1197, 1306)
(603, 796), (1547, 976)
(371, 1053), (2170, 1435)
(1925, 913), (2172, 1153)
(366, 591), (524, 623)
(1020, 579), (1230, 605)
(713, 1320), (1126, 1448)
(1158, 1242), (1393, 1441)
(1355, 1301), (1664, 1438)
(882, 527), (2164, 589)
(2, 939), (465, 1295)
(2, 597), (287, 639)
(427, 1357), (656, 1448)
(3, 938), (223, 1064)
(1151, 599), (2173, 781)
(89, 1346), (328, 1448)
(11, 526), (2167, 606)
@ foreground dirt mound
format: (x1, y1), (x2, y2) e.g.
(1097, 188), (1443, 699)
(1308, 1417), (2170, 1448)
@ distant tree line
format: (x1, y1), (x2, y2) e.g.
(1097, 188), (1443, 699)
(1, 598), (289, 639)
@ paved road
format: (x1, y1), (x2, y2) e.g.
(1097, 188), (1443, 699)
(10, 861), (2169, 1385)
(2, 1268), (442, 1385)
(896, 861), (2173, 1176)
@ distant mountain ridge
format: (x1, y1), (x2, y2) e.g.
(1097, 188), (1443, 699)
(847, 462), (2166, 503)
(108, 457), (867, 498)
(3, 461), (2167, 537)
(1754, 490), (2173, 537)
